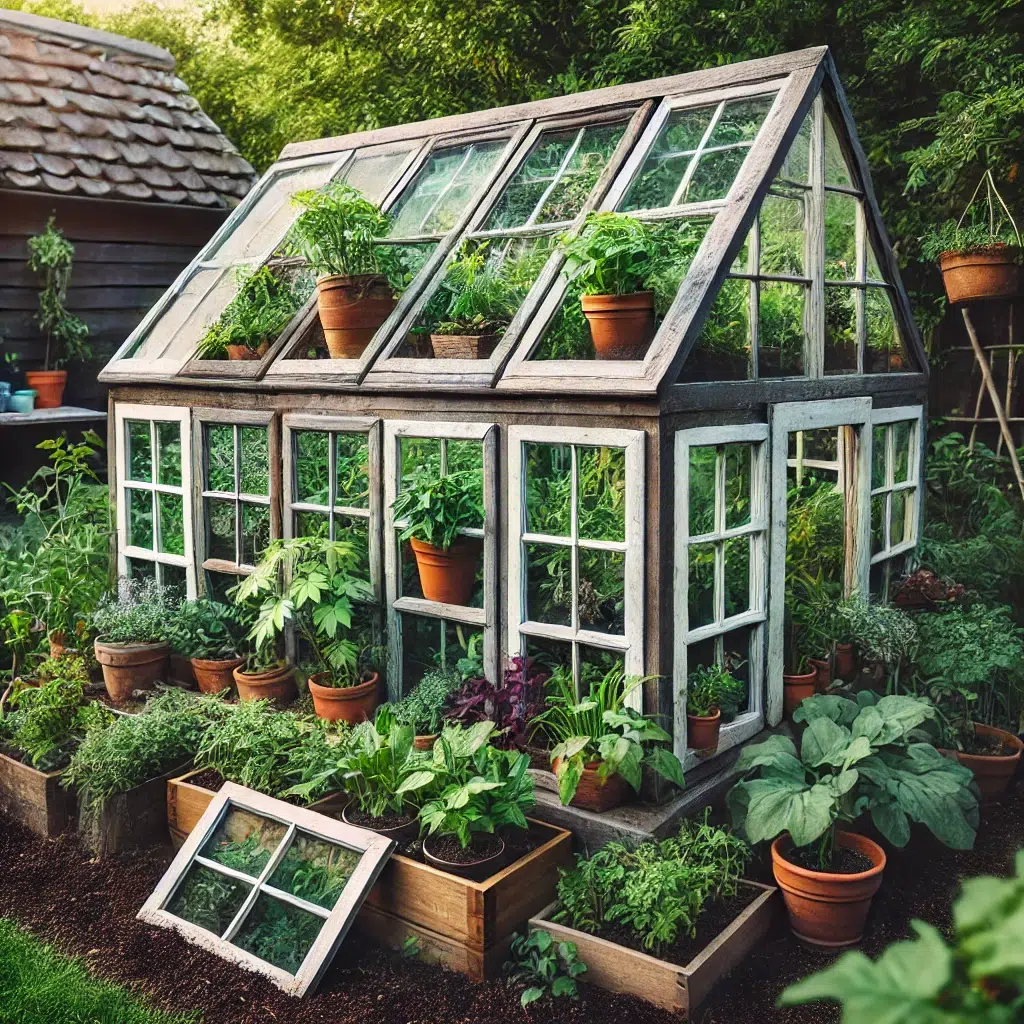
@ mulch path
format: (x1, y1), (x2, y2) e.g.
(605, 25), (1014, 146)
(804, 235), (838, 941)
(0, 787), (1020, 1024)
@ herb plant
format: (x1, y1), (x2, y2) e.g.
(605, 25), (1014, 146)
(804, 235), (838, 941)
(920, 219), (1021, 261)
(168, 600), (248, 661)
(432, 242), (516, 336)
(390, 469), (484, 551)
(832, 597), (919, 674)
(558, 212), (655, 295)
(504, 930), (587, 1008)
(90, 577), (178, 646)
(390, 667), (462, 734)
(686, 664), (746, 720)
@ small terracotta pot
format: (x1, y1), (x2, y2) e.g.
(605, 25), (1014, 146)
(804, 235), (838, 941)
(225, 341), (270, 361)
(808, 657), (832, 693)
(834, 644), (856, 680)
(191, 656), (243, 695)
(232, 662), (297, 706)
(687, 708), (721, 754)
(783, 670), (817, 719)
(308, 671), (379, 724)
(48, 630), (77, 660)
(413, 733), (438, 751)
(942, 724), (1023, 803)
(938, 247), (1021, 305)
(429, 333), (499, 359)
(422, 834), (505, 881)
(552, 757), (631, 812)
(771, 832), (885, 948)
(317, 274), (396, 358)
(94, 638), (169, 704)
(24, 370), (66, 409)
(342, 803), (419, 846)
(581, 291), (654, 360)
(408, 536), (481, 606)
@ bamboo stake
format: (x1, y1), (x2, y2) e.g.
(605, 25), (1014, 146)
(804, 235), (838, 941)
(962, 307), (1024, 502)
(997, 305), (1015, 457)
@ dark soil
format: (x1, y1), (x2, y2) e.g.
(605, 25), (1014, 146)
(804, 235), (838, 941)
(781, 845), (875, 874)
(964, 734), (1013, 756)
(187, 769), (225, 792)
(426, 832), (504, 864)
(344, 808), (416, 831)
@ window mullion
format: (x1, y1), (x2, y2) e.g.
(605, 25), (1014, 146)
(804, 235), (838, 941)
(570, 445), (580, 638)
(327, 431), (337, 542)
(233, 425), (243, 567)
(804, 93), (825, 379)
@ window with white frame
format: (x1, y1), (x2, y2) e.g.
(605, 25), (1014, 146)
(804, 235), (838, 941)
(114, 404), (194, 596)
(383, 422), (497, 700)
(507, 426), (644, 708)
(674, 425), (768, 761)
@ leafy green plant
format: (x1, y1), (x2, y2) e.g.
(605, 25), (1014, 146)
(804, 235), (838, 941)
(920, 171), (1021, 262)
(504, 929), (587, 1008)
(558, 212), (655, 295)
(728, 692), (978, 871)
(389, 667), (461, 734)
(686, 664), (746, 720)
(532, 666), (684, 806)
(90, 577), (178, 646)
(780, 850), (1024, 1023)
(431, 242), (517, 335)
(833, 596), (920, 683)
(390, 469), (484, 551)
(167, 600), (248, 661)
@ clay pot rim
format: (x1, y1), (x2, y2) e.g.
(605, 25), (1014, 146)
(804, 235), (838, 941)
(938, 245), (1020, 264)
(422, 833), (505, 870)
(407, 535), (483, 555)
(771, 832), (886, 884)
(191, 655), (244, 669)
(233, 661), (292, 682)
(24, 369), (68, 379)
(686, 708), (722, 723)
(94, 637), (168, 652)
(940, 723), (1023, 763)
(783, 669), (818, 684)
(581, 289), (655, 304)
(307, 671), (379, 697)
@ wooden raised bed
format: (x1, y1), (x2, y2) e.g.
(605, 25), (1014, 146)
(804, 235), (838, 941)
(529, 881), (778, 1016)
(0, 751), (76, 837)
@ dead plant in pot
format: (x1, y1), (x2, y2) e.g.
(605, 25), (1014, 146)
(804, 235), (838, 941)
(685, 663), (746, 755)
(168, 599), (248, 695)
(728, 691), (978, 948)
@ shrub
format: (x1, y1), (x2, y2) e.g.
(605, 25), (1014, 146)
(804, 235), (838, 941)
(390, 667), (462, 735)
(167, 600), (249, 661)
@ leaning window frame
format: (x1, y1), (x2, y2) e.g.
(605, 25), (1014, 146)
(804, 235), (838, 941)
(113, 402), (196, 596)
(506, 425), (645, 711)
(137, 781), (395, 997)
(673, 423), (768, 765)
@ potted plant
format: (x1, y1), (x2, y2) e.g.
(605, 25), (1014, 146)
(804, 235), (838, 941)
(920, 172), (1021, 304)
(391, 469), (484, 606)
(24, 218), (91, 409)
(419, 721), (535, 880)
(234, 536), (374, 717)
(429, 242), (515, 359)
(90, 578), (175, 704)
(194, 265), (300, 361)
(558, 212), (657, 360)
(288, 183), (400, 358)
(532, 666), (685, 812)
(390, 667), (463, 749)
(728, 692), (978, 947)
(833, 596), (919, 690)
(168, 599), (247, 694)
(685, 663), (746, 753)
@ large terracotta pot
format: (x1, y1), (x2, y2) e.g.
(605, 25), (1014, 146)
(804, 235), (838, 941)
(94, 638), (169, 704)
(24, 370), (67, 409)
(834, 644), (856, 680)
(225, 340), (270, 361)
(422, 834), (505, 881)
(783, 670), (817, 719)
(938, 247), (1021, 304)
(552, 757), (631, 813)
(317, 274), (396, 358)
(808, 657), (832, 693)
(408, 536), (481, 606)
(191, 656), (243, 695)
(581, 291), (654, 360)
(341, 803), (419, 847)
(308, 671), (379, 724)
(943, 724), (1023, 803)
(687, 708), (721, 754)
(232, 662), (297, 706)
(430, 333), (499, 359)
(771, 832), (886, 948)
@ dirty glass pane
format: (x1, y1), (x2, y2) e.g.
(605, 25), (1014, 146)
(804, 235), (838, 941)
(207, 425), (235, 492)
(167, 862), (252, 936)
(128, 488), (153, 550)
(295, 431), (330, 506)
(536, 121), (626, 224)
(158, 493), (184, 556)
(235, 892), (322, 974)
(161, 563), (188, 594)
(824, 115), (854, 188)
(724, 536), (750, 618)
(126, 420), (152, 482)
(525, 442), (572, 537)
(333, 433), (369, 509)
(268, 831), (361, 911)
(872, 425), (888, 490)
(201, 808), (289, 877)
(340, 145), (417, 205)
(241, 503), (271, 566)
(688, 447), (717, 536)
(760, 191), (804, 276)
(778, 109), (811, 183)
(680, 277), (751, 383)
(526, 543), (571, 626)
(824, 285), (857, 375)
(893, 422), (912, 482)
(708, 95), (775, 147)
(686, 146), (747, 203)
(758, 281), (805, 377)
(578, 547), (625, 634)
(688, 542), (716, 628)
(206, 498), (237, 562)
(825, 192), (858, 281)
(156, 421), (182, 487)
(724, 444), (752, 530)
(578, 446), (626, 543)
(865, 287), (908, 373)
(239, 427), (269, 495)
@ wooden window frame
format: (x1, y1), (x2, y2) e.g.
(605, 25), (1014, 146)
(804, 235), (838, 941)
(114, 402), (196, 596)
(673, 423), (768, 764)
(383, 420), (499, 700)
(507, 425), (645, 711)
(137, 782), (394, 997)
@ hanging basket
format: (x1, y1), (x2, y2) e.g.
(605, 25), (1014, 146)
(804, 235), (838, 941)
(938, 246), (1021, 304)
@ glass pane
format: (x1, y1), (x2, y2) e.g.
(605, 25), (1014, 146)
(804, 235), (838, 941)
(891, 490), (910, 546)
(160, 566), (187, 599)
(127, 556), (156, 582)
(155, 422), (182, 487)
(166, 862), (252, 936)
(335, 433), (369, 509)
(578, 645), (625, 694)
(239, 427), (269, 495)
(207, 425), (235, 492)
(335, 515), (369, 582)
(577, 446), (626, 543)
(685, 146), (747, 203)
(485, 128), (578, 231)
(295, 509), (330, 539)
(708, 95), (775, 147)
(724, 536), (750, 618)
(536, 121), (626, 224)
(399, 613), (482, 689)
(825, 192), (858, 281)
(758, 281), (805, 377)
(824, 285), (857, 375)
(724, 444), (752, 530)
(524, 635), (573, 679)
(399, 536), (422, 600)
(525, 442), (572, 536)
(680, 276), (751, 382)
(578, 547), (625, 635)
(200, 808), (289, 877)
(399, 437), (442, 494)
(206, 570), (238, 603)
(778, 109), (811, 183)
(824, 115), (854, 188)
(866, 238), (884, 282)
(893, 422), (912, 482)
(241, 503), (271, 566)
(158, 493), (185, 556)
(688, 541), (716, 628)
(128, 488), (153, 550)
(340, 145), (417, 204)
(688, 447), (717, 537)
(865, 287), (907, 372)
(207, 498), (237, 562)
(760, 192), (804, 276)
(234, 892), (322, 974)
(126, 420), (152, 482)
(872, 425), (888, 489)
(295, 431), (331, 506)
(872, 494), (886, 555)
(526, 542), (571, 626)
(267, 831), (362, 911)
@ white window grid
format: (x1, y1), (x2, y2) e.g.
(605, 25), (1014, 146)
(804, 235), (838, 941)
(869, 405), (924, 569)
(507, 425), (645, 710)
(674, 424), (768, 764)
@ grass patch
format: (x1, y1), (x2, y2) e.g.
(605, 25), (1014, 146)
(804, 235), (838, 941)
(0, 919), (199, 1024)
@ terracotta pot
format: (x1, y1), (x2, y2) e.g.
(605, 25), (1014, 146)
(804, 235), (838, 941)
(771, 832), (885, 948)
(422, 834), (505, 881)
(413, 733), (438, 751)
(938, 247), (1021, 305)
(190, 656), (243, 695)
(224, 340), (270, 361)
(308, 671), (379, 724)
(552, 757), (631, 813)
(783, 670), (817, 719)
(317, 274), (396, 358)
(581, 291), (654, 360)
(94, 638), (169, 704)
(834, 644), (856, 680)
(808, 657), (832, 693)
(687, 708), (721, 754)
(342, 803), (420, 846)
(232, 662), (297, 706)
(48, 630), (77, 660)
(943, 724), (1023, 803)
(430, 333), (499, 359)
(24, 370), (67, 409)
(408, 536), (481, 606)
